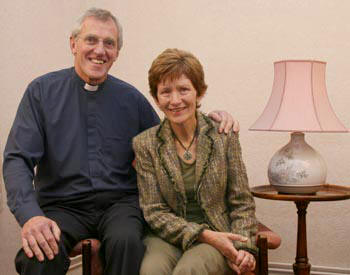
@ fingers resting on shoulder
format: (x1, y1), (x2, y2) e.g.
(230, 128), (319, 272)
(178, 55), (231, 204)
(207, 110), (240, 134)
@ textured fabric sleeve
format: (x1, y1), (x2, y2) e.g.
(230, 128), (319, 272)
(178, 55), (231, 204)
(133, 134), (209, 250)
(226, 132), (258, 254)
(3, 81), (45, 226)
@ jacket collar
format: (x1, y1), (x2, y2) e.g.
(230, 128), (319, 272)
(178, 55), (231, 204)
(156, 112), (215, 203)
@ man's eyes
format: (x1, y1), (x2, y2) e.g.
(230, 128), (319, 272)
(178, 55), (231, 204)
(104, 39), (115, 47)
(83, 36), (116, 48)
(85, 36), (98, 44)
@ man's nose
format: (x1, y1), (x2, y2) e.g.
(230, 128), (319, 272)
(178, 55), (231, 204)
(94, 41), (106, 55)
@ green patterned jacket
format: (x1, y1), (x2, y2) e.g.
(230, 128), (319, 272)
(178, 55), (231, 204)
(133, 112), (258, 253)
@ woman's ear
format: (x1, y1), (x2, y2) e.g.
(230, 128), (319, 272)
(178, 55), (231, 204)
(152, 95), (160, 108)
(196, 93), (204, 108)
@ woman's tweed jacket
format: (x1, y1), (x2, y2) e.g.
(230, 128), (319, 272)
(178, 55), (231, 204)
(133, 112), (258, 253)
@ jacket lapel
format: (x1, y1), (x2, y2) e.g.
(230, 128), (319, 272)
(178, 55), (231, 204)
(156, 119), (187, 202)
(195, 113), (215, 187)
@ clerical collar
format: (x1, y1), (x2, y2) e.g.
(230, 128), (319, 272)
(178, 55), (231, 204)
(84, 83), (99, 92)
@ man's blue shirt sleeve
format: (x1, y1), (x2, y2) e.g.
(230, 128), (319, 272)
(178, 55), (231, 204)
(138, 94), (160, 132)
(3, 81), (45, 226)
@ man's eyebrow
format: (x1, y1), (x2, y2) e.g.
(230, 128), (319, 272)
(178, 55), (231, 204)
(105, 37), (116, 42)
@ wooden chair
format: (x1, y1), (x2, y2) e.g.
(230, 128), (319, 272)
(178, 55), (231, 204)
(70, 222), (281, 275)
(70, 239), (102, 275)
(254, 222), (281, 275)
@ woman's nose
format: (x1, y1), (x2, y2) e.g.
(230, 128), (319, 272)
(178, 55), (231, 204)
(169, 92), (181, 105)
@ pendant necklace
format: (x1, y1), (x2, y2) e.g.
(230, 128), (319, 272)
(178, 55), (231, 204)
(172, 128), (198, 161)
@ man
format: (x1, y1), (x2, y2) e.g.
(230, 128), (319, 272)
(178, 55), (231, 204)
(3, 8), (238, 275)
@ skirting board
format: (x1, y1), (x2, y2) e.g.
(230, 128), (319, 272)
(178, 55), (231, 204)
(69, 255), (82, 270)
(70, 258), (350, 275)
(269, 262), (350, 275)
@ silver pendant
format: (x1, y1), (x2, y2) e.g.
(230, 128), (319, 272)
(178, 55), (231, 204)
(183, 150), (192, 161)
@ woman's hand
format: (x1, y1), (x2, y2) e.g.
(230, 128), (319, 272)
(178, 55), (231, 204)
(226, 250), (256, 274)
(198, 230), (247, 263)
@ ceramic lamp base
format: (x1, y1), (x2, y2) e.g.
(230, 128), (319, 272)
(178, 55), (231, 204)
(268, 132), (326, 194)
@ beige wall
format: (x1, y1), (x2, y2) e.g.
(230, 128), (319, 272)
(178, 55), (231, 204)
(1, 1), (350, 274)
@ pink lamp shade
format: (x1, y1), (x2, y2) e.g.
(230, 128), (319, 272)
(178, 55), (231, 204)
(250, 60), (348, 133)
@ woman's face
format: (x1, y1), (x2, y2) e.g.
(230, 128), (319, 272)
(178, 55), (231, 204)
(155, 74), (201, 127)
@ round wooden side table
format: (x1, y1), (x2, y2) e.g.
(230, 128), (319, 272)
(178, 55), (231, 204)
(250, 184), (350, 275)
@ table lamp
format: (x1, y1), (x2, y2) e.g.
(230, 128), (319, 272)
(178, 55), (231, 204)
(250, 60), (348, 194)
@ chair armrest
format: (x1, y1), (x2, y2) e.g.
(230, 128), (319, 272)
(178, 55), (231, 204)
(257, 222), (281, 249)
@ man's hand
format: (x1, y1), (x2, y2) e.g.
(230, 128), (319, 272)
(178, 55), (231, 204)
(207, 110), (240, 134)
(21, 216), (61, 262)
(198, 230), (247, 263)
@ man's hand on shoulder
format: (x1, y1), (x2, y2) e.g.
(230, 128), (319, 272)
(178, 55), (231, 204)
(22, 216), (61, 262)
(207, 110), (240, 134)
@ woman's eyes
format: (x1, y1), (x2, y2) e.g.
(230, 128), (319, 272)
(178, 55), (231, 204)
(180, 87), (189, 93)
(160, 89), (170, 95)
(159, 87), (190, 96)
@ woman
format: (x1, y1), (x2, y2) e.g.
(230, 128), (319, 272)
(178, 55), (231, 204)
(133, 48), (257, 275)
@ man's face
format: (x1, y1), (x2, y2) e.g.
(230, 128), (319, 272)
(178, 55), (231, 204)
(70, 16), (119, 85)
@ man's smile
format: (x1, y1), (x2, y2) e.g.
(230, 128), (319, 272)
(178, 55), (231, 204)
(89, 58), (106, 64)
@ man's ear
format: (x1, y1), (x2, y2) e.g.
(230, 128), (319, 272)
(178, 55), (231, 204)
(113, 50), (119, 62)
(70, 36), (77, 55)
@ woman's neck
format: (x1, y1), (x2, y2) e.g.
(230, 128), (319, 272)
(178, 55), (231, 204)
(170, 117), (197, 144)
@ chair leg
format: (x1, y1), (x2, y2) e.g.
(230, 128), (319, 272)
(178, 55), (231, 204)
(82, 239), (92, 275)
(257, 235), (268, 275)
